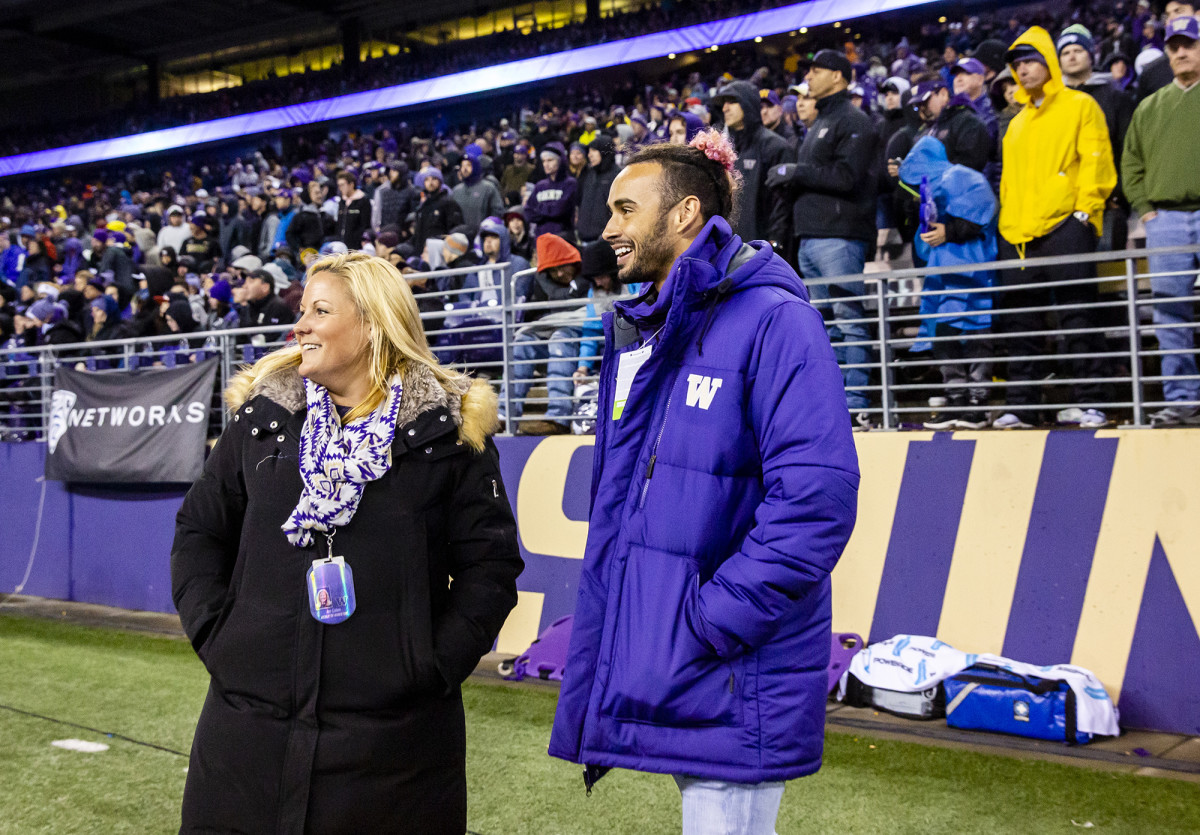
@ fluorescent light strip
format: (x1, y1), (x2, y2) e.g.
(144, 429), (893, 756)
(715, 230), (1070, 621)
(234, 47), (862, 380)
(0, 0), (938, 178)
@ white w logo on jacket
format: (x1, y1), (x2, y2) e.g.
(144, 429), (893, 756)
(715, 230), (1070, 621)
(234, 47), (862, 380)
(685, 374), (723, 409)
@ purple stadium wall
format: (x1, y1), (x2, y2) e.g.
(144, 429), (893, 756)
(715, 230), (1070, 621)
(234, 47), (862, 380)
(3, 430), (1199, 735)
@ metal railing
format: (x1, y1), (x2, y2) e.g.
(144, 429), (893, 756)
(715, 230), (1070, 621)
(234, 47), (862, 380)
(801, 243), (1200, 429)
(3, 245), (1198, 442)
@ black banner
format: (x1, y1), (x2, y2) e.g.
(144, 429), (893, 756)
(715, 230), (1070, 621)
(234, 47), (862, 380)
(45, 359), (218, 483)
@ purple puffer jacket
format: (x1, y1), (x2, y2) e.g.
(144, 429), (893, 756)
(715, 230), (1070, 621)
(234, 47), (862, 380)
(548, 217), (859, 784)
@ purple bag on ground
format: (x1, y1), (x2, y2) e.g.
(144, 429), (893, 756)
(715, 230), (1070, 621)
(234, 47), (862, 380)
(828, 632), (864, 694)
(499, 615), (573, 682)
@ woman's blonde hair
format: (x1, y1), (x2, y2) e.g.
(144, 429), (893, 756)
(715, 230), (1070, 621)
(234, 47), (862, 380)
(225, 252), (471, 425)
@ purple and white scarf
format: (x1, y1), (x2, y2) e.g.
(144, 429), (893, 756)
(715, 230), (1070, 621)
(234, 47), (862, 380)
(282, 374), (405, 548)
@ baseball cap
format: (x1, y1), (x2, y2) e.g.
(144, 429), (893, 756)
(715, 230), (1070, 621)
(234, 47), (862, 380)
(166, 205), (185, 215)
(810, 49), (853, 82)
(952, 57), (987, 76)
(788, 81), (812, 97)
(911, 79), (948, 107)
(759, 89), (781, 107)
(1166, 15), (1200, 43)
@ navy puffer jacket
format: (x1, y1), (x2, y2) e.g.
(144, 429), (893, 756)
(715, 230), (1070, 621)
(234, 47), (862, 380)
(548, 217), (859, 783)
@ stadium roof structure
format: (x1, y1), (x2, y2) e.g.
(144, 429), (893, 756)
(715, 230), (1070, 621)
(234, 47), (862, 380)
(0, 0), (938, 178)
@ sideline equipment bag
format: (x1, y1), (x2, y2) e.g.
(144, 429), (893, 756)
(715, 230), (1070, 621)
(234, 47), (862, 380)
(944, 664), (1093, 744)
(843, 674), (945, 720)
(498, 615), (573, 682)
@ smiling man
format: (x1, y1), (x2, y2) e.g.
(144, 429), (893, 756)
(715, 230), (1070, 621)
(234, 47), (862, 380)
(548, 131), (859, 835)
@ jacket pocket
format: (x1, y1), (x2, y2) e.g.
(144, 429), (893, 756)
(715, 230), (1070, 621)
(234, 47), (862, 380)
(599, 546), (742, 727)
(1041, 172), (1076, 228)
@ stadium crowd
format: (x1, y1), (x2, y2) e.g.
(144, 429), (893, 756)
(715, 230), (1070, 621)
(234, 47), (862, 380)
(2, 0), (1199, 437)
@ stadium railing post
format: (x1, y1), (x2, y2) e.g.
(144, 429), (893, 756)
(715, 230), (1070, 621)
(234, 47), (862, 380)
(500, 269), (519, 436)
(219, 333), (234, 432)
(1124, 255), (1144, 427)
(876, 276), (893, 430)
(37, 348), (55, 442)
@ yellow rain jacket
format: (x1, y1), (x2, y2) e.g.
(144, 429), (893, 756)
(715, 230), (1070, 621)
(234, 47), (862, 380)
(999, 27), (1116, 247)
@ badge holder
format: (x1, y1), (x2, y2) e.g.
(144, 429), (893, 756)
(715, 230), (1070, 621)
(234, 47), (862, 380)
(307, 530), (356, 625)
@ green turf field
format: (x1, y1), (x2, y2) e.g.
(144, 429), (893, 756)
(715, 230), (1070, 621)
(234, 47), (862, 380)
(1, 613), (1198, 834)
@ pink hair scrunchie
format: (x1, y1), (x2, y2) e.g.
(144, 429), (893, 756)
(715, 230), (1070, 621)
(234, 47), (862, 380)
(688, 129), (738, 172)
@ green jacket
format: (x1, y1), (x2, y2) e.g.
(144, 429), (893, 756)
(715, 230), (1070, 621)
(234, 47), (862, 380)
(1122, 81), (1200, 218)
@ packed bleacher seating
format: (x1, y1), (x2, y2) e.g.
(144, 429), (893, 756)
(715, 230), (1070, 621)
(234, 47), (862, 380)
(2, 0), (1198, 437)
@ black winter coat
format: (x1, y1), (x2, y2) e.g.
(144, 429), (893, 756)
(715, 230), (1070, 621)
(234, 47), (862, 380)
(286, 204), (327, 253)
(785, 90), (880, 243)
(414, 189), (464, 244)
(920, 100), (992, 173)
(721, 81), (792, 244)
(171, 364), (522, 834)
(576, 164), (620, 243)
(335, 192), (372, 247)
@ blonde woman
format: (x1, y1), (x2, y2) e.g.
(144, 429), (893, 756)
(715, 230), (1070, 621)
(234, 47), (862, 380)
(171, 252), (523, 834)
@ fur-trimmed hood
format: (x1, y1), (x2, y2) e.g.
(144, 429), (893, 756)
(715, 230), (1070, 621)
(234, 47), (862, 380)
(226, 360), (499, 451)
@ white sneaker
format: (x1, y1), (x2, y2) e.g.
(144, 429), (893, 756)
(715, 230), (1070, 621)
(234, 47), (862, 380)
(1149, 405), (1200, 426)
(993, 413), (1033, 430)
(923, 412), (958, 430)
(1057, 407), (1108, 428)
(954, 412), (991, 430)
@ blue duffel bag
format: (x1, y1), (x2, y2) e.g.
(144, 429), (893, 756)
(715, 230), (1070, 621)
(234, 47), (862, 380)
(944, 664), (1092, 745)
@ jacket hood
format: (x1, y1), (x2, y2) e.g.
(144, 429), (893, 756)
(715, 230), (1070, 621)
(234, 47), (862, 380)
(477, 216), (511, 263)
(226, 359), (499, 451)
(672, 112), (706, 143)
(715, 81), (763, 131)
(900, 136), (997, 228)
(898, 134), (950, 185)
(536, 233), (581, 271)
(587, 135), (617, 172)
(463, 145), (485, 185)
(1007, 27), (1065, 106)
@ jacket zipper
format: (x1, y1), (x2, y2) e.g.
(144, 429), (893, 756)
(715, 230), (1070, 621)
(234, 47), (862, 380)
(638, 379), (677, 510)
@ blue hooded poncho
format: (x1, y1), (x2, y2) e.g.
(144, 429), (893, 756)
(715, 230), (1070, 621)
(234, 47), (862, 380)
(899, 135), (997, 334)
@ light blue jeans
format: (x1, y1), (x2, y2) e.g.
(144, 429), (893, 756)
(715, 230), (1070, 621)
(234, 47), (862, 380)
(798, 238), (870, 410)
(673, 775), (785, 835)
(1145, 210), (1200, 403)
(503, 325), (579, 420)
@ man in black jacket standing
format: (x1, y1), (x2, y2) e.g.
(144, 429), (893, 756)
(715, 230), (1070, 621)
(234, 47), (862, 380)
(413, 168), (464, 247)
(576, 135), (620, 244)
(712, 80), (791, 248)
(334, 170), (371, 248)
(910, 78), (993, 172)
(766, 49), (879, 426)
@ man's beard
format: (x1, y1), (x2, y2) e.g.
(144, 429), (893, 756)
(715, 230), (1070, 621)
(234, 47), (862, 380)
(618, 215), (675, 285)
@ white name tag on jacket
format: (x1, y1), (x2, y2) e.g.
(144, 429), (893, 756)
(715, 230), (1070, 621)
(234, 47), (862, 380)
(612, 344), (652, 420)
